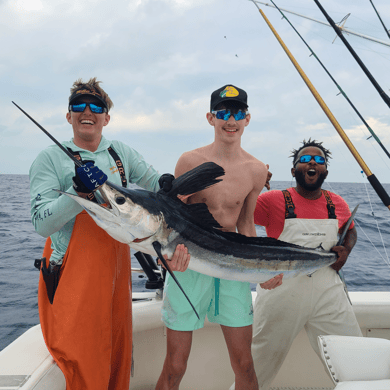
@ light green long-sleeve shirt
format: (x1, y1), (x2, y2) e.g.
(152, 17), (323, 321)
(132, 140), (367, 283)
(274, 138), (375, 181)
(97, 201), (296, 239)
(29, 136), (161, 264)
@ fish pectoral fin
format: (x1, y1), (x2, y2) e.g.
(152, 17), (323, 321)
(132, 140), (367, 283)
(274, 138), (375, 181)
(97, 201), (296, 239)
(152, 241), (200, 320)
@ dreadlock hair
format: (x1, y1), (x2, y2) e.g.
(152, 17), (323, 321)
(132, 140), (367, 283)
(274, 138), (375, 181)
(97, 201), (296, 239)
(70, 77), (113, 111)
(290, 138), (332, 166)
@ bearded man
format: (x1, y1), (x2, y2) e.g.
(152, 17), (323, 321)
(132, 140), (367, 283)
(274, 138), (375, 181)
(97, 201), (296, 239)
(241, 139), (362, 390)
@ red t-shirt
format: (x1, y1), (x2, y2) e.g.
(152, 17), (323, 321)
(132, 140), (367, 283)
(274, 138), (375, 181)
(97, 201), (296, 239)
(254, 188), (354, 240)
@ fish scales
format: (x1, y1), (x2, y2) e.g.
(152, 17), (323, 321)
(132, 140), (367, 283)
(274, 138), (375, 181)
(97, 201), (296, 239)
(165, 232), (335, 283)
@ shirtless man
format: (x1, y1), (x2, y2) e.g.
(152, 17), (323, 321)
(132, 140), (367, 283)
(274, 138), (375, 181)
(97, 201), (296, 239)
(156, 85), (283, 390)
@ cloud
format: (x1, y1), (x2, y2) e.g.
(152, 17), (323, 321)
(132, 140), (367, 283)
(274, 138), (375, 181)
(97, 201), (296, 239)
(4, 0), (51, 27)
(106, 96), (208, 133)
(11, 0), (44, 12)
(299, 122), (329, 132)
(1, 0), (390, 183)
(344, 117), (390, 144)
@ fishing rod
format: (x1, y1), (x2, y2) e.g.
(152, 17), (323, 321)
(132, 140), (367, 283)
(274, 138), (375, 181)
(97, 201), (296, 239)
(253, 1), (390, 48)
(368, 0), (390, 41)
(250, 1), (390, 212)
(313, 0), (390, 111)
(265, 0), (390, 160)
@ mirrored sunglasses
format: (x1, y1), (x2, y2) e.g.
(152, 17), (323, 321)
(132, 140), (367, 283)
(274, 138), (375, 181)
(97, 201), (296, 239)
(295, 155), (326, 165)
(212, 109), (248, 121)
(69, 103), (107, 114)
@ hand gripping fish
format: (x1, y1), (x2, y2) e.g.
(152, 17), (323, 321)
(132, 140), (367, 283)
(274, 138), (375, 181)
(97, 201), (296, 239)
(14, 102), (340, 317)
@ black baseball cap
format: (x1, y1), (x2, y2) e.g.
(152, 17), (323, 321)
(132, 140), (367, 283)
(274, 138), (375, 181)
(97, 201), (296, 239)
(210, 85), (248, 111)
(69, 87), (108, 109)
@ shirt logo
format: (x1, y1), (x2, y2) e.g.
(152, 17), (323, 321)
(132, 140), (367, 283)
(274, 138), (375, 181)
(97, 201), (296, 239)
(220, 86), (239, 98)
(110, 166), (119, 174)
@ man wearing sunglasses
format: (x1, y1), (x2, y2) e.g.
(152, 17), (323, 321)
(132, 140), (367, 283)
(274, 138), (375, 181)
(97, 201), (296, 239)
(156, 85), (282, 390)
(29, 77), (190, 390)
(239, 139), (362, 390)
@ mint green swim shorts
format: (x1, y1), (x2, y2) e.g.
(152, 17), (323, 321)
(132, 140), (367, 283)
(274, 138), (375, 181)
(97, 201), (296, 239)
(162, 269), (253, 331)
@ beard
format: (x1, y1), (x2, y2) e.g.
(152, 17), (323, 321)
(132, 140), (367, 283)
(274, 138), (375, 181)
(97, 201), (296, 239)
(295, 170), (327, 191)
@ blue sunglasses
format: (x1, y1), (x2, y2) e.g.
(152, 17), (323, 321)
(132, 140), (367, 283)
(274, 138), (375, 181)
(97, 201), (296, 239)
(69, 102), (107, 114)
(212, 109), (248, 121)
(295, 155), (326, 166)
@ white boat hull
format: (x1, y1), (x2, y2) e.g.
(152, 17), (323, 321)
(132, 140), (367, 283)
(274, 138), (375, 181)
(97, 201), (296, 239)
(1, 291), (390, 390)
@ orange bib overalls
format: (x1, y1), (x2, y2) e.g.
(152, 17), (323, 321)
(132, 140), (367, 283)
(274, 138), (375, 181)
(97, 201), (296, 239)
(38, 210), (132, 390)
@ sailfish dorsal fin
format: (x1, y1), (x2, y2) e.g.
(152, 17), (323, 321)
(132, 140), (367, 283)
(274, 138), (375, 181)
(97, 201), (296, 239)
(158, 162), (224, 230)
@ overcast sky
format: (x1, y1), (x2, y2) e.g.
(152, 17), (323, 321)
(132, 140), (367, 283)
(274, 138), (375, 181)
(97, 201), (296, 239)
(1, 0), (390, 184)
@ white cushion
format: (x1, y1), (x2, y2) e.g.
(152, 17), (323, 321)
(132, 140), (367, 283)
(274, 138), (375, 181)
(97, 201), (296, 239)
(335, 379), (390, 390)
(318, 335), (390, 383)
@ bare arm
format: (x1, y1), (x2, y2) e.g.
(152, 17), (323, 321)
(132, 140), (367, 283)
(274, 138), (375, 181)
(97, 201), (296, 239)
(236, 188), (258, 237)
(174, 152), (200, 204)
(236, 163), (267, 237)
(248, 163), (284, 290)
(174, 152), (198, 178)
(331, 226), (357, 272)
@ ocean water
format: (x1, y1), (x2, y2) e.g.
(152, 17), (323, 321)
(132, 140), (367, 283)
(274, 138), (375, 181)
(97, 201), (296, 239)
(0, 174), (389, 351)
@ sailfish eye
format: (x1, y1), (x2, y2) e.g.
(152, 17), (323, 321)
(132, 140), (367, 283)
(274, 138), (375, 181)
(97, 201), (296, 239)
(115, 196), (126, 205)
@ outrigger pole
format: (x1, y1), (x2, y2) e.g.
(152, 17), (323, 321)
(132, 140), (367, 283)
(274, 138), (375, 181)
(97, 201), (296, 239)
(250, 1), (390, 211)
(265, 0), (390, 161)
(253, 1), (390, 48)
(313, 0), (390, 111)
(368, 0), (390, 41)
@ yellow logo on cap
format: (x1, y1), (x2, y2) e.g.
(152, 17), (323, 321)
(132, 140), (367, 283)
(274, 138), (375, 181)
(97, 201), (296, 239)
(220, 86), (239, 98)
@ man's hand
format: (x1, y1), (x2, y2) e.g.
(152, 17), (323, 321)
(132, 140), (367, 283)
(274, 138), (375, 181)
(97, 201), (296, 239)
(331, 225), (356, 272)
(73, 162), (107, 193)
(158, 173), (175, 193)
(265, 164), (272, 190)
(158, 244), (191, 272)
(260, 273), (283, 290)
(330, 245), (350, 272)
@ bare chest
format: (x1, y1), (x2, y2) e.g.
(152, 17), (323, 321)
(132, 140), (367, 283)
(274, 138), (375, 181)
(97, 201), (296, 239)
(190, 169), (254, 210)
